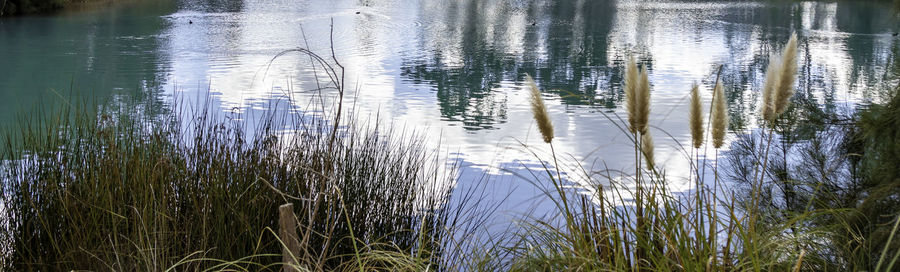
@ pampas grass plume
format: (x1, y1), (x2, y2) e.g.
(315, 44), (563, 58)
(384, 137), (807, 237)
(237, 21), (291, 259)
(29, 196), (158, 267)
(642, 132), (655, 170)
(625, 57), (640, 133)
(637, 67), (651, 135)
(527, 74), (554, 143)
(760, 33), (799, 123)
(773, 33), (798, 116)
(712, 79), (728, 148)
(761, 54), (780, 122)
(690, 83), (704, 148)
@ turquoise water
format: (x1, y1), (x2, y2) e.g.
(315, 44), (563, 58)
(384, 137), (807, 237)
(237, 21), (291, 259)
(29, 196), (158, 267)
(1, 0), (897, 198)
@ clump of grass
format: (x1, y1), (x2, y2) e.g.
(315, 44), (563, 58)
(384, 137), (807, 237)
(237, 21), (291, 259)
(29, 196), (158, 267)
(0, 96), (457, 271)
(511, 66), (752, 271)
(503, 35), (878, 271)
(461, 32), (890, 272)
(746, 33), (800, 260)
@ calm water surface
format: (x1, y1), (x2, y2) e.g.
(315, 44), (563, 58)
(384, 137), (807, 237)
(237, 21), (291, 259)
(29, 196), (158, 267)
(1, 0), (898, 206)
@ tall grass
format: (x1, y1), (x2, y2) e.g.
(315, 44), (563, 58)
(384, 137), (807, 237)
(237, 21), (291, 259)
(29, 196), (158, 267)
(512, 66), (742, 271)
(0, 94), (458, 270)
(498, 33), (898, 271)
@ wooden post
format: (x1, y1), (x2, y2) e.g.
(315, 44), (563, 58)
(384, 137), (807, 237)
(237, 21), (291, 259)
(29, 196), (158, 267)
(279, 203), (300, 272)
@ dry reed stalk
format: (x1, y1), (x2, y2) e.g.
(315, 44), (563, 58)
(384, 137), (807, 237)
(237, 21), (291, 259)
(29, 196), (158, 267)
(712, 80), (728, 148)
(793, 249), (807, 272)
(773, 33), (799, 117)
(625, 57), (640, 133)
(527, 74), (554, 143)
(279, 203), (301, 272)
(690, 83), (704, 148)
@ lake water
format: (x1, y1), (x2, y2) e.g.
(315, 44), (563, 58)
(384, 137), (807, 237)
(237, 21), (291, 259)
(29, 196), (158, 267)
(1, 0), (898, 208)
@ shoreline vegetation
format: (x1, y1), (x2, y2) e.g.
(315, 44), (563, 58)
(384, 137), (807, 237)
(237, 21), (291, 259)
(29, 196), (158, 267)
(0, 0), (125, 17)
(1, 32), (899, 272)
(0, 91), (466, 270)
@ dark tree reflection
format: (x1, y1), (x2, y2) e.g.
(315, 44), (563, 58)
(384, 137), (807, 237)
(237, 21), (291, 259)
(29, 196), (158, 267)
(400, 0), (617, 130)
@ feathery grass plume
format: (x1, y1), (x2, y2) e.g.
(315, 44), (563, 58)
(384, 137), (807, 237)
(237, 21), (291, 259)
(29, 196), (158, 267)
(527, 74), (554, 143)
(689, 83), (704, 148)
(637, 67), (651, 135)
(712, 79), (728, 148)
(625, 56), (640, 133)
(773, 33), (799, 116)
(761, 53), (780, 122)
(641, 132), (654, 169)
